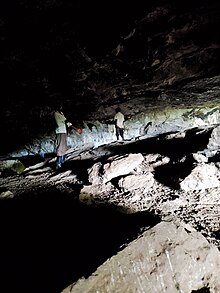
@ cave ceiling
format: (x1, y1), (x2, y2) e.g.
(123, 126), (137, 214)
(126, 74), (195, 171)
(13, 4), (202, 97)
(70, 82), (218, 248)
(0, 0), (219, 154)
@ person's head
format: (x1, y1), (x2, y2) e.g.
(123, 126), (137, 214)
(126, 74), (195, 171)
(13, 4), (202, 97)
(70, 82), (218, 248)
(54, 104), (63, 112)
(58, 105), (63, 112)
(115, 107), (121, 113)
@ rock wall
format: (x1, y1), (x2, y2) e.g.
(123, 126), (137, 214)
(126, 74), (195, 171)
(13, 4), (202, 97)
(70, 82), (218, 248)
(8, 102), (220, 157)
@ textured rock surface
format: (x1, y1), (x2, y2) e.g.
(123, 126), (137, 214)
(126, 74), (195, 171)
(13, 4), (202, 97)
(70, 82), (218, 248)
(1, 127), (220, 292)
(180, 163), (220, 191)
(4, 104), (220, 158)
(61, 221), (220, 293)
(103, 153), (144, 183)
(0, 0), (219, 155)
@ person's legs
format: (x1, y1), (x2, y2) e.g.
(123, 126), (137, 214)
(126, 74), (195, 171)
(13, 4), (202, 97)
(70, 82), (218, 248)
(61, 155), (65, 164)
(119, 128), (124, 140)
(56, 156), (62, 169)
(116, 126), (120, 140)
(56, 133), (67, 169)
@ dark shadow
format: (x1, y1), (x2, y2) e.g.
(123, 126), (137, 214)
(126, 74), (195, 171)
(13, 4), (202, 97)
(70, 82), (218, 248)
(209, 151), (220, 163)
(0, 191), (160, 293)
(19, 154), (45, 166)
(212, 229), (220, 240)
(98, 127), (213, 162)
(154, 155), (196, 189)
(60, 159), (96, 184)
(191, 288), (210, 293)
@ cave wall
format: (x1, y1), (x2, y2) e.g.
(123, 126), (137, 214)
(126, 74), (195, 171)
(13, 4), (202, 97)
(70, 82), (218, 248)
(7, 102), (220, 158)
(0, 0), (219, 156)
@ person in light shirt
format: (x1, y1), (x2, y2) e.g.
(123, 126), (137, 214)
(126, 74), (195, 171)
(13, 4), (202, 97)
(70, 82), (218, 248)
(114, 107), (125, 140)
(54, 105), (72, 169)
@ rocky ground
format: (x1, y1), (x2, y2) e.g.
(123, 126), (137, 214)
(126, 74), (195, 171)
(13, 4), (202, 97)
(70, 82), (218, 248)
(0, 125), (220, 292)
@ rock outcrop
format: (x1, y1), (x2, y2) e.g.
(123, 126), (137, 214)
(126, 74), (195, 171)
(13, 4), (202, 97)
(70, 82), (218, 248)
(62, 221), (220, 293)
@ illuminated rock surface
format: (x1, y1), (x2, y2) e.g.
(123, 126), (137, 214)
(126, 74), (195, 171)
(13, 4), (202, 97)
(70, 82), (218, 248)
(62, 221), (220, 293)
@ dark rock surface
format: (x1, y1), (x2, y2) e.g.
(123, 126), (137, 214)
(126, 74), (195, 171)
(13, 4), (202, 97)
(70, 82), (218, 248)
(0, 0), (219, 154)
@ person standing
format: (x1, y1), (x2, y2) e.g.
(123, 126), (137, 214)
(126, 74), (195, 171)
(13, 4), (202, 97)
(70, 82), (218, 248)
(114, 107), (125, 140)
(54, 106), (72, 169)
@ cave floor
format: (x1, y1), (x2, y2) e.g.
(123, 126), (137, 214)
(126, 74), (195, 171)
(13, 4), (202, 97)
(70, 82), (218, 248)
(0, 130), (220, 293)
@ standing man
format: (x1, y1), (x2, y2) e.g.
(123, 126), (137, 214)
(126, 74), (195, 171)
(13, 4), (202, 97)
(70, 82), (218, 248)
(114, 107), (125, 141)
(54, 105), (72, 169)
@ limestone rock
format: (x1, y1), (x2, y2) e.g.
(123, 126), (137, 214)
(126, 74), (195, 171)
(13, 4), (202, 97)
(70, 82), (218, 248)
(0, 190), (14, 199)
(88, 162), (103, 185)
(192, 153), (208, 163)
(207, 125), (220, 151)
(180, 163), (220, 191)
(0, 159), (25, 176)
(103, 153), (144, 183)
(79, 183), (115, 204)
(118, 173), (154, 191)
(61, 221), (220, 293)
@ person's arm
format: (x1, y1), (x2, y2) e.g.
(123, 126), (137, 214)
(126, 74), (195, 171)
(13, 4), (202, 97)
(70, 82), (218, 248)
(68, 124), (83, 134)
(54, 111), (66, 124)
(114, 113), (118, 126)
(66, 122), (72, 127)
(70, 125), (77, 131)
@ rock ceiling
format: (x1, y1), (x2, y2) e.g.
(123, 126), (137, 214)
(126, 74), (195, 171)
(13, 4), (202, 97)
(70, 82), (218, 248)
(0, 0), (219, 154)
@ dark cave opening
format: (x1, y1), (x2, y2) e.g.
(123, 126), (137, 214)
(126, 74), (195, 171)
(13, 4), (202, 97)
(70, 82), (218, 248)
(154, 155), (195, 189)
(0, 192), (160, 293)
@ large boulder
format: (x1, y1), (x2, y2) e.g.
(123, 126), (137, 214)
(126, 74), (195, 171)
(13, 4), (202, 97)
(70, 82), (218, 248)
(61, 221), (220, 293)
